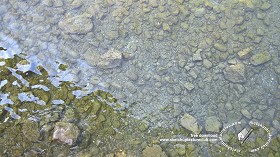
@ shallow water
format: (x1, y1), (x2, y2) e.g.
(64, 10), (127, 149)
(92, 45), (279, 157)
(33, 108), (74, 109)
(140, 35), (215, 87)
(0, 0), (280, 156)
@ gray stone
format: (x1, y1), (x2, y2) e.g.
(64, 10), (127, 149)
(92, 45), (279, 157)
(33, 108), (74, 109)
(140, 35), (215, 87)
(241, 109), (252, 119)
(184, 82), (194, 91)
(85, 49), (122, 69)
(252, 109), (263, 120)
(205, 116), (222, 133)
(189, 70), (198, 79)
(126, 70), (138, 81)
(124, 82), (136, 94)
(58, 14), (93, 34)
(260, 2), (271, 11)
(149, 0), (159, 8)
(203, 59), (212, 69)
(180, 113), (201, 134)
(214, 43), (227, 52)
(192, 53), (202, 61)
(225, 102), (233, 110)
(71, 0), (83, 9)
(250, 52), (271, 66)
(223, 63), (246, 83)
(53, 122), (80, 145)
(53, 0), (63, 7)
(194, 8), (205, 18)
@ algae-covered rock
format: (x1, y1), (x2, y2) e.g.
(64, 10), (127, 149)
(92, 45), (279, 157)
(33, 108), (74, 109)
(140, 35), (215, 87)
(142, 145), (167, 157)
(53, 122), (80, 145)
(21, 120), (40, 142)
(250, 52), (271, 66)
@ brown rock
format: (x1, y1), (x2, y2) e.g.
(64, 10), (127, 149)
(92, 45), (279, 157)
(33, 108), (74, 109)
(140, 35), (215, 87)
(224, 63), (246, 83)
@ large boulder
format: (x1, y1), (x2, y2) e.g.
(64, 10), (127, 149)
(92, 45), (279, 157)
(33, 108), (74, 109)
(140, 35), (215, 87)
(223, 63), (246, 83)
(58, 14), (93, 34)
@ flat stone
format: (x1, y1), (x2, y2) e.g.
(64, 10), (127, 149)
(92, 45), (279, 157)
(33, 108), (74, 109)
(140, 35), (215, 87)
(214, 43), (227, 52)
(241, 109), (251, 119)
(53, 122), (80, 145)
(192, 53), (202, 61)
(223, 63), (246, 83)
(180, 113), (201, 134)
(205, 116), (222, 133)
(184, 82), (194, 91)
(250, 52), (271, 66)
(238, 48), (251, 59)
(203, 59), (212, 69)
(85, 49), (122, 69)
(58, 14), (93, 34)
(260, 2), (271, 11)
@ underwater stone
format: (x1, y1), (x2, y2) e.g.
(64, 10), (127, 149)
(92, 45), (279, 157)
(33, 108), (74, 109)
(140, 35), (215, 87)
(203, 59), (212, 69)
(85, 49), (122, 69)
(22, 120), (40, 142)
(250, 52), (271, 66)
(238, 48), (251, 59)
(180, 113), (201, 134)
(142, 145), (167, 157)
(260, 2), (271, 11)
(174, 144), (185, 156)
(194, 8), (205, 18)
(149, 0), (159, 8)
(213, 43), (227, 52)
(184, 82), (194, 91)
(223, 63), (246, 83)
(192, 53), (202, 62)
(241, 109), (252, 119)
(53, 122), (80, 145)
(205, 116), (222, 133)
(58, 14), (93, 34)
